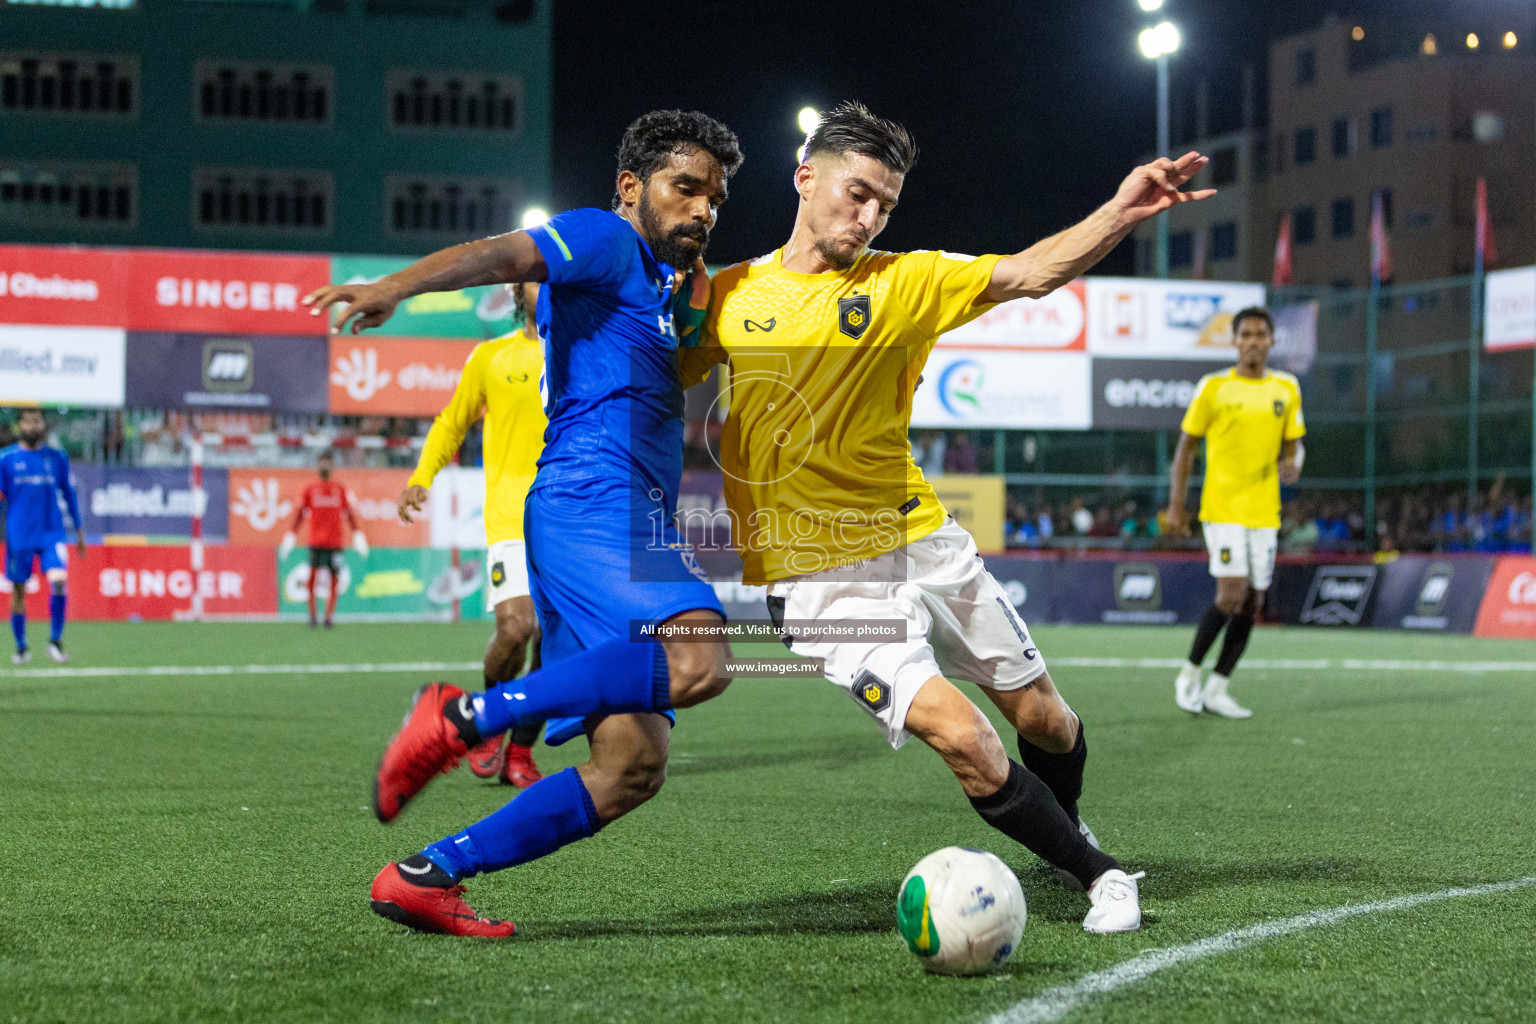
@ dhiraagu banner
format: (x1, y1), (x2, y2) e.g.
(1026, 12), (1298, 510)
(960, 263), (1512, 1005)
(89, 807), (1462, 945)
(277, 547), (490, 620)
(329, 256), (519, 339)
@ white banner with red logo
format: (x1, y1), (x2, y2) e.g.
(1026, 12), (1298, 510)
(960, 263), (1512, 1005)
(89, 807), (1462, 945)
(1484, 265), (1535, 352)
(935, 280), (1086, 351)
(1085, 277), (1265, 359)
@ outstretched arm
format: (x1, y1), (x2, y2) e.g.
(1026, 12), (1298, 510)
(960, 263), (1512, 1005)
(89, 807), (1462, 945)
(303, 231), (548, 336)
(985, 152), (1215, 303)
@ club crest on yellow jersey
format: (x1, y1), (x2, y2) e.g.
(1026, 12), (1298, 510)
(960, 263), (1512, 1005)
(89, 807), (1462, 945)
(838, 295), (872, 339)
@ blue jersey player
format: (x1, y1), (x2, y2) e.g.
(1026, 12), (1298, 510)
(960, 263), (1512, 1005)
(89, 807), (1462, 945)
(2, 409), (86, 665)
(304, 110), (743, 937)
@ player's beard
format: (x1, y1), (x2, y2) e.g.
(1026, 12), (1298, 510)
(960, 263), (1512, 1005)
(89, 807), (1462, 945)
(18, 425), (45, 446)
(813, 233), (868, 271)
(638, 188), (709, 269)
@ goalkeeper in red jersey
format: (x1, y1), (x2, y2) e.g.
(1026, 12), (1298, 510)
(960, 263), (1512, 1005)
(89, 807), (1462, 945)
(280, 451), (367, 628)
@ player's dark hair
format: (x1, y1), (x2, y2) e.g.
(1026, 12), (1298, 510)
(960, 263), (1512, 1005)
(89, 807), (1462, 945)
(1232, 307), (1274, 335)
(612, 109), (744, 209)
(317, 450), (335, 464)
(803, 101), (919, 174)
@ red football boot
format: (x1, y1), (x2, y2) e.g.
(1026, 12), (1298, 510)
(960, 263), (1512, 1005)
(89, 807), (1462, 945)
(369, 863), (516, 938)
(467, 735), (506, 778)
(373, 682), (471, 823)
(500, 743), (545, 788)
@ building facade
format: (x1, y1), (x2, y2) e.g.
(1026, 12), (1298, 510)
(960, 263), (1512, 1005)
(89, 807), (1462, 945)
(0, 0), (551, 255)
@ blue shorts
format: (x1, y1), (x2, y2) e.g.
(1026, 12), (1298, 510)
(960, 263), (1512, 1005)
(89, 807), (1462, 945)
(526, 481), (723, 747)
(6, 541), (67, 585)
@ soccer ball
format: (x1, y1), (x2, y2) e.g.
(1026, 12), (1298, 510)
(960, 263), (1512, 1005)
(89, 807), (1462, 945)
(897, 847), (1026, 976)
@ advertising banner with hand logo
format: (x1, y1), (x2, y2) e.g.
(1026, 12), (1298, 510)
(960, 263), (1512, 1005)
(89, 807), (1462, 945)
(228, 467), (425, 547)
(327, 335), (477, 415)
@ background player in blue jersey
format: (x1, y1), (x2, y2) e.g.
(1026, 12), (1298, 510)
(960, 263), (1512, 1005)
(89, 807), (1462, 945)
(1, 409), (86, 665)
(303, 110), (743, 937)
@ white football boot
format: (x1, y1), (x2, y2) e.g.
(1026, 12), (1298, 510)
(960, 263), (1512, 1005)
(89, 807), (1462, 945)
(1083, 869), (1145, 933)
(1056, 819), (1101, 891)
(47, 641), (69, 664)
(1174, 661), (1204, 713)
(1200, 673), (1253, 719)
(11, 649), (29, 665)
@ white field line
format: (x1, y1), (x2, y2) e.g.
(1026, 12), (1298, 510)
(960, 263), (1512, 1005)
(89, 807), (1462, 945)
(1050, 656), (1536, 673)
(4, 657), (1536, 681)
(985, 876), (1536, 1024)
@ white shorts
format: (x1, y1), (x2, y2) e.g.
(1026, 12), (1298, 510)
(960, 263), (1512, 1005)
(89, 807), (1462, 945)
(766, 520), (1048, 750)
(485, 539), (531, 611)
(1202, 522), (1278, 590)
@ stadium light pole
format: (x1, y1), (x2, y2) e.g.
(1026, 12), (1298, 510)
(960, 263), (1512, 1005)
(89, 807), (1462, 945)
(1139, 19), (1180, 278)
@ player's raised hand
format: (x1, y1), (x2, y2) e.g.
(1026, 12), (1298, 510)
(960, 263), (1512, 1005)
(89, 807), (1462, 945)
(397, 484), (429, 524)
(303, 281), (404, 335)
(1110, 152), (1216, 226)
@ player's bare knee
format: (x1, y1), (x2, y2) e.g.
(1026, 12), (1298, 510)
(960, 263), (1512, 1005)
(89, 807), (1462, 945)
(1215, 587), (1248, 615)
(610, 752), (668, 812)
(664, 640), (730, 707)
(1017, 698), (1076, 753)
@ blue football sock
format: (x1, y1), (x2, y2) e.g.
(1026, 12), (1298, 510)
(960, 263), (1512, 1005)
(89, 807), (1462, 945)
(471, 639), (670, 739)
(10, 613), (24, 651)
(48, 592), (66, 644)
(421, 767), (599, 880)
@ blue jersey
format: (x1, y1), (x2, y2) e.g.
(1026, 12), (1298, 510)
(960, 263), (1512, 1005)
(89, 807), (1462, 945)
(527, 208), (687, 513)
(0, 444), (81, 549)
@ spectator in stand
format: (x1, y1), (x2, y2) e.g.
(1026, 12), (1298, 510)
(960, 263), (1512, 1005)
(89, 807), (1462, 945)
(1088, 506), (1117, 538)
(1036, 504), (1054, 541)
(1069, 496), (1093, 535)
(944, 431), (978, 474)
(913, 430), (947, 480)
(1280, 498), (1319, 554)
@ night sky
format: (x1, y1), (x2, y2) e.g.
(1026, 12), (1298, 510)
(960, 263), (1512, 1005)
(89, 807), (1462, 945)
(548, 0), (1526, 274)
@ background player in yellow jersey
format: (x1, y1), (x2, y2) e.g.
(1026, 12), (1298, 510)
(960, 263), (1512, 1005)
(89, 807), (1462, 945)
(684, 102), (1215, 933)
(1165, 307), (1305, 719)
(398, 282), (550, 787)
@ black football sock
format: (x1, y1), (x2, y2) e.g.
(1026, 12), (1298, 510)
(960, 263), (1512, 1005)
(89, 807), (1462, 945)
(507, 721), (541, 747)
(969, 761), (1118, 890)
(1187, 604), (1229, 666)
(395, 853), (457, 888)
(1017, 720), (1088, 826)
(1213, 611), (1255, 677)
(442, 690), (482, 748)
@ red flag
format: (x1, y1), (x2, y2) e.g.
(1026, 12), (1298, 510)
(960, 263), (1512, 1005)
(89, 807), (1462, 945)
(1475, 176), (1499, 266)
(1272, 212), (1293, 286)
(1192, 228), (1208, 281)
(1370, 191), (1393, 284)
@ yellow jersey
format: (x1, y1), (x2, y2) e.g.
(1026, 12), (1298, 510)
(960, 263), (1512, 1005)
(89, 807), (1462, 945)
(1180, 367), (1305, 529)
(685, 247), (1003, 584)
(408, 328), (547, 545)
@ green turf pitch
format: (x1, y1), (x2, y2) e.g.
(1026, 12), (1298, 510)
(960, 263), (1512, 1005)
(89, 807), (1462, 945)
(2, 622), (1534, 1024)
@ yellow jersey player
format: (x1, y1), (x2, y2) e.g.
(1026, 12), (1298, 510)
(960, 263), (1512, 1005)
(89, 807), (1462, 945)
(684, 102), (1215, 933)
(1165, 307), (1305, 719)
(398, 282), (550, 787)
